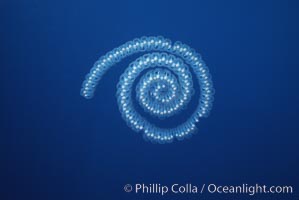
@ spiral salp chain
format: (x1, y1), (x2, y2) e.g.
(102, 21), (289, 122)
(81, 36), (214, 143)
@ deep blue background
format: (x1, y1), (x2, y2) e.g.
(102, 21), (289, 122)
(1, 0), (298, 199)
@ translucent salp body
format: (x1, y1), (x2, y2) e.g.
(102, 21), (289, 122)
(81, 36), (214, 144)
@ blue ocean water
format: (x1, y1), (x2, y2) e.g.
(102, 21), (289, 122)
(1, 0), (298, 199)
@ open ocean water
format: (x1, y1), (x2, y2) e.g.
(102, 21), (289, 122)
(1, 0), (299, 199)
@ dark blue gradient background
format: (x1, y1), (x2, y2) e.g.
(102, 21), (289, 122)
(1, 0), (298, 199)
